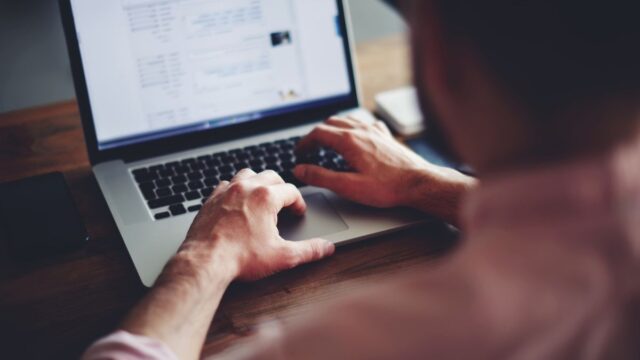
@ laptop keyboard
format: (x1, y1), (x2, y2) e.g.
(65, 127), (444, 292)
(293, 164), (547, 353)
(130, 136), (351, 220)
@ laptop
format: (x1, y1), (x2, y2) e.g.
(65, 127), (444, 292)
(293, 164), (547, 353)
(60, 0), (428, 286)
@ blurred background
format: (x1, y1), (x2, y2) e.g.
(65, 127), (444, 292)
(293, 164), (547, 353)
(0, 0), (405, 114)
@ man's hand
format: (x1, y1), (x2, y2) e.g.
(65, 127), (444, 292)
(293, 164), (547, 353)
(122, 169), (335, 360)
(183, 168), (335, 281)
(295, 117), (475, 225)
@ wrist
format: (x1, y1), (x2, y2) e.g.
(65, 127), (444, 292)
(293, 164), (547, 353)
(401, 166), (476, 225)
(159, 235), (240, 290)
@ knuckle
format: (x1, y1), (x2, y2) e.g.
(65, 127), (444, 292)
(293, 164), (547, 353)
(284, 248), (301, 268)
(309, 241), (323, 259)
(284, 183), (298, 193)
(344, 131), (359, 144)
(314, 125), (329, 135)
(228, 181), (248, 195)
(303, 167), (317, 182)
(263, 170), (283, 181)
(251, 185), (273, 202)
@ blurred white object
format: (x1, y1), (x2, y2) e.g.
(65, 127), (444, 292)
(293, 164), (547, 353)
(375, 86), (425, 136)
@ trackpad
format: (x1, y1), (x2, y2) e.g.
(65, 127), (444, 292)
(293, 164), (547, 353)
(278, 193), (348, 241)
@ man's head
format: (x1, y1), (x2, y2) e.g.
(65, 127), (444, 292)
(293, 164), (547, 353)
(392, 0), (640, 173)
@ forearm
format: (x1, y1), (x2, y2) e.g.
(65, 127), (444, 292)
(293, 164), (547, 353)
(405, 167), (476, 226)
(121, 239), (237, 360)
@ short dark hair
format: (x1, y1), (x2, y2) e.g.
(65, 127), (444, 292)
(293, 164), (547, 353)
(435, 1), (640, 116)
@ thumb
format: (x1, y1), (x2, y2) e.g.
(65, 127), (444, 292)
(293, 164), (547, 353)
(286, 238), (335, 268)
(294, 165), (365, 193)
(294, 165), (372, 204)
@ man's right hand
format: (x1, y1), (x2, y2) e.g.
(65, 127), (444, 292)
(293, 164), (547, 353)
(295, 117), (475, 225)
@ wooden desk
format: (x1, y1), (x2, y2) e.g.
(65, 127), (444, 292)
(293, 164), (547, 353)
(0, 35), (457, 359)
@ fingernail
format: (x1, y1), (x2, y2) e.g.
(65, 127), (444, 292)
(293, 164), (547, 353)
(324, 241), (335, 255)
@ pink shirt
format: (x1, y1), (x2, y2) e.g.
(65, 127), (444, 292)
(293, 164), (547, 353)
(84, 138), (640, 359)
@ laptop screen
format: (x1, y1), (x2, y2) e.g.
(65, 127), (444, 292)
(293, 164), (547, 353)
(69, 0), (354, 150)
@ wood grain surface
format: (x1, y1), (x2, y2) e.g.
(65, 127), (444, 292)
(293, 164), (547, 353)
(0, 35), (458, 359)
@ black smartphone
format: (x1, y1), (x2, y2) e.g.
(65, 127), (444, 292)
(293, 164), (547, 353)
(0, 172), (89, 260)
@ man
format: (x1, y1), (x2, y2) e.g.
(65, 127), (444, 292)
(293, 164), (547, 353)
(84, 0), (640, 359)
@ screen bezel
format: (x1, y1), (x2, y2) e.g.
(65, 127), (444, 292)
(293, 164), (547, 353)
(59, 0), (361, 164)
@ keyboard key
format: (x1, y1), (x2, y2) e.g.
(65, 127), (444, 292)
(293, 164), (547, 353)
(171, 175), (187, 184)
(188, 180), (204, 190)
(155, 187), (172, 198)
(169, 204), (187, 216)
(134, 172), (157, 183)
(278, 152), (295, 162)
(280, 142), (295, 151)
(219, 172), (234, 181)
(263, 155), (279, 164)
(281, 171), (305, 187)
(174, 165), (190, 174)
(281, 161), (296, 171)
(236, 152), (251, 161)
(139, 181), (156, 191)
(205, 158), (222, 168)
(266, 164), (283, 173)
(212, 151), (228, 158)
(235, 161), (250, 170)
(191, 161), (206, 170)
(165, 161), (180, 168)
(155, 178), (171, 188)
(141, 188), (156, 201)
(204, 177), (219, 187)
(203, 168), (219, 178)
(187, 172), (204, 181)
(250, 159), (264, 168)
(220, 154), (235, 163)
(158, 168), (175, 178)
(155, 212), (171, 220)
(148, 194), (184, 209)
(181, 158), (196, 165)
(197, 154), (212, 161)
(201, 188), (213, 198)
(188, 205), (202, 212)
(172, 184), (188, 193)
(132, 168), (148, 176)
(185, 191), (201, 201)
(250, 148), (266, 157)
(219, 164), (234, 173)
(149, 164), (165, 172)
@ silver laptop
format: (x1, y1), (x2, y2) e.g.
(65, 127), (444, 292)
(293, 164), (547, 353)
(60, 0), (429, 286)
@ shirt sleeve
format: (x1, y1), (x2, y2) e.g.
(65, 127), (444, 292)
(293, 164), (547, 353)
(82, 330), (179, 360)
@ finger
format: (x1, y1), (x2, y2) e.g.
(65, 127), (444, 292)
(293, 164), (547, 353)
(232, 168), (256, 182)
(212, 180), (230, 197)
(374, 120), (392, 135)
(252, 170), (285, 186)
(285, 238), (335, 268)
(296, 124), (347, 154)
(270, 183), (307, 215)
(325, 116), (358, 129)
(294, 165), (370, 200)
(344, 115), (372, 128)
